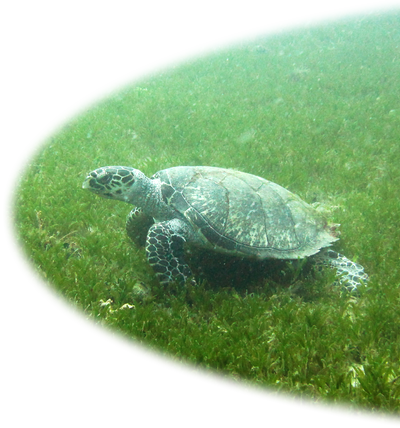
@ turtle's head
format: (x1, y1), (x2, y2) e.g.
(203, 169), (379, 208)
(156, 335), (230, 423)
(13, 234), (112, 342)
(82, 166), (149, 204)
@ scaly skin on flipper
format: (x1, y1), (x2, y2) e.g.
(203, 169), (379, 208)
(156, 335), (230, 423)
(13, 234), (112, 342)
(126, 207), (154, 248)
(314, 249), (368, 291)
(146, 219), (193, 285)
(83, 165), (368, 290)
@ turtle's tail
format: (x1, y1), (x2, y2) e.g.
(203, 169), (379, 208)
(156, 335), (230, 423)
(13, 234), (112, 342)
(328, 223), (341, 238)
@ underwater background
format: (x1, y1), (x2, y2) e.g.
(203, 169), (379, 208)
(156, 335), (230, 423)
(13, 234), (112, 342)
(8, 6), (400, 424)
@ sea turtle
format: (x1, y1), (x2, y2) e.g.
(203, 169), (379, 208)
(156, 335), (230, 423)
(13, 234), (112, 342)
(82, 166), (368, 290)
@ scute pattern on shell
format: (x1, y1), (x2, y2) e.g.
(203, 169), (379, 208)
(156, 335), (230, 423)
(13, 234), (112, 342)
(154, 166), (337, 260)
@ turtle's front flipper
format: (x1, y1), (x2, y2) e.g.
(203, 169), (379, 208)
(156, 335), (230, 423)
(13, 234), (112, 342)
(314, 248), (368, 291)
(126, 208), (154, 247)
(146, 219), (193, 286)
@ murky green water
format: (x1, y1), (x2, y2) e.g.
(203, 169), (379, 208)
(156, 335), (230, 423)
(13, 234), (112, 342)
(13, 12), (400, 412)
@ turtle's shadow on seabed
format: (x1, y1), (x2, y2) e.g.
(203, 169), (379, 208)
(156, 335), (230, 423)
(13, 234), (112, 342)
(183, 246), (319, 295)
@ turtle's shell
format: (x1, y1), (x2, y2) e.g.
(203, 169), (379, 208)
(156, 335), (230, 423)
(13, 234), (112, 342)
(153, 166), (338, 259)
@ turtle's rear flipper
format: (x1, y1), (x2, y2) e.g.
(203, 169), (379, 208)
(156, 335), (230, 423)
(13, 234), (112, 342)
(314, 249), (368, 291)
(145, 219), (193, 286)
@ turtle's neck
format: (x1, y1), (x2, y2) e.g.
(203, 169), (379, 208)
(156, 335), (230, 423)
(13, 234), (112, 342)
(141, 177), (176, 221)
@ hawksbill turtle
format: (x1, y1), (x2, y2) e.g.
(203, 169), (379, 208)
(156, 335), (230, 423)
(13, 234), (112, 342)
(82, 165), (368, 290)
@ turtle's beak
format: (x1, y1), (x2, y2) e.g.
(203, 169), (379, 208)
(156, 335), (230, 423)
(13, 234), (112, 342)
(82, 176), (91, 189)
